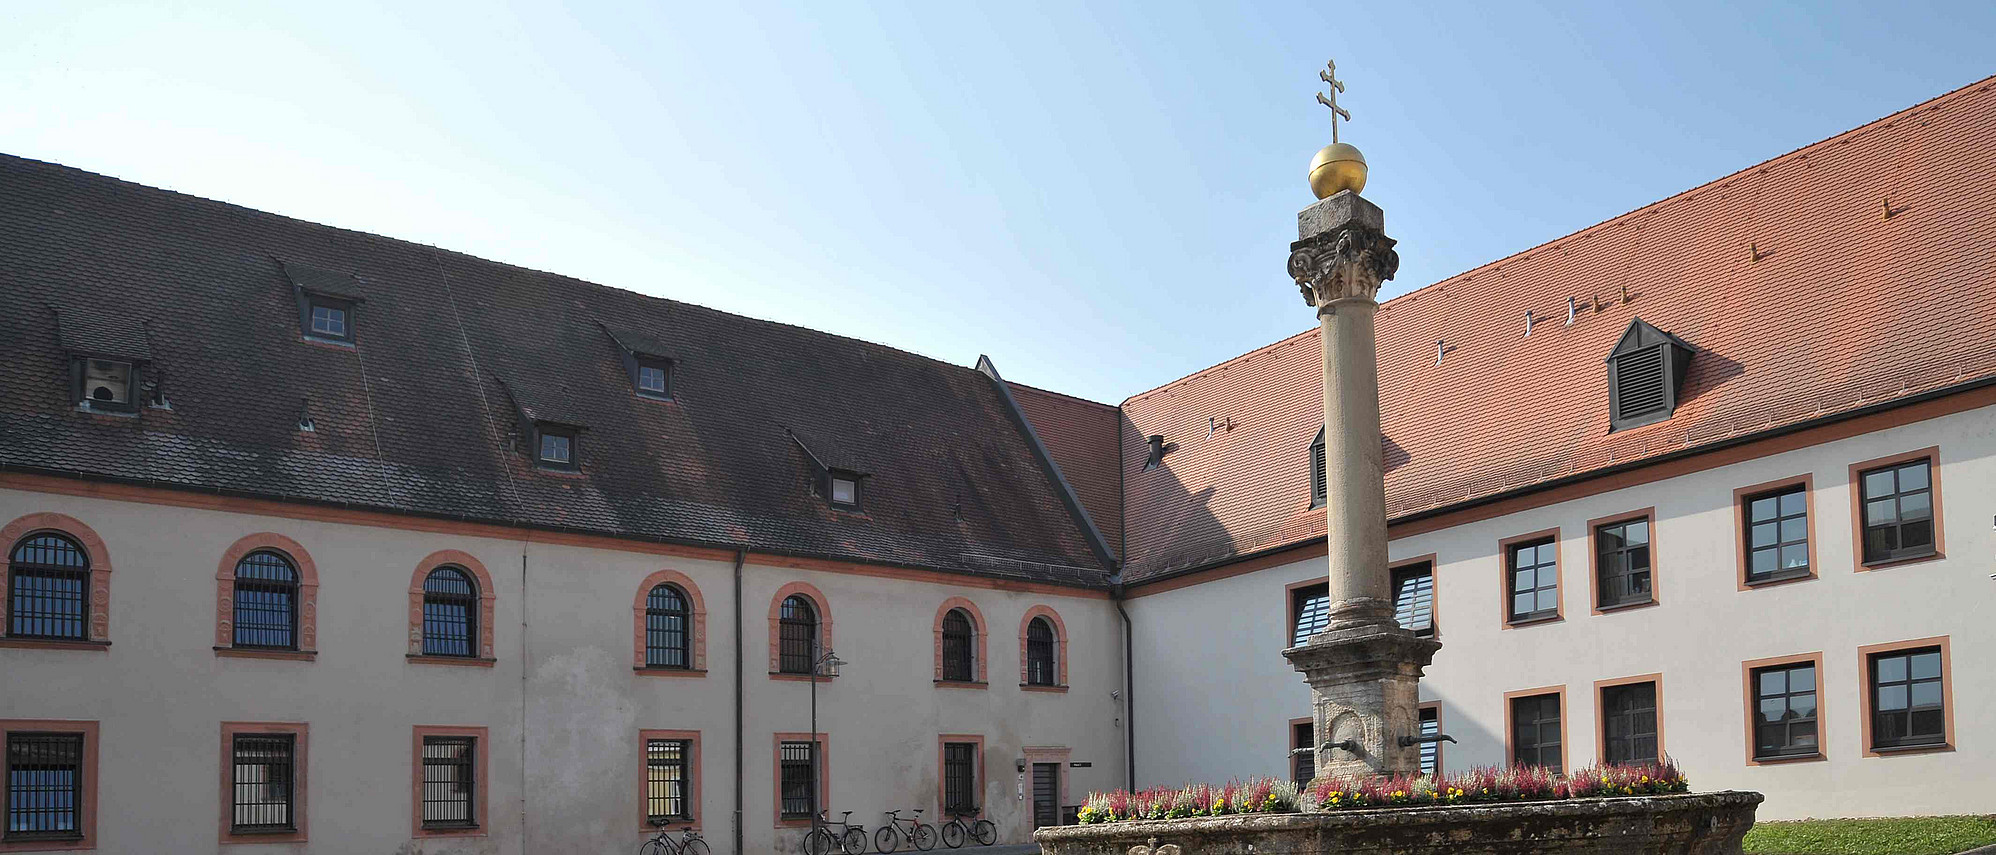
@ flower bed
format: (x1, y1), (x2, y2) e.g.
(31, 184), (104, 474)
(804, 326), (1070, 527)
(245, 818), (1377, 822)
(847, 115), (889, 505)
(1074, 760), (1688, 824)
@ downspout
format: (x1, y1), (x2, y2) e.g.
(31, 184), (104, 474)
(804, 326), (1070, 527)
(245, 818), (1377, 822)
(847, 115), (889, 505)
(1111, 580), (1134, 790)
(732, 547), (747, 855)
(520, 533), (531, 849)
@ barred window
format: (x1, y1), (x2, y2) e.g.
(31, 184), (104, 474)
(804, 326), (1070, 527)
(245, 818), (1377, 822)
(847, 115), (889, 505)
(421, 737), (477, 829)
(233, 551), (299, 650)
(645, 584), (690, 669)
(941, 609), (974, 682)
(1025, 617), (1057, 687)
(779, 741), (816, 821)
(1507, 538), (1559, 624)
(1510, 693), (1562, 773)
(1869, 647), (1945, 750)
(5, 732), (84, 841)
(1744, 485), (1810, 583)
(1291, 582), (1330, 645)
(1601, 682), (1658, 765)
(1290, 721), (1314, 785)
(230, 734), (295, 833)
(1594, 518), (1652, 610)
(1392, 562), (1434, 637)
(646, 739), (690, 823)
(942, 742), (976, 814)
(1752, 662), (1818, 760)
(1859, 459), (1936, 564)
(778, 596), (817, 675)
(423, 567), (479, 658)
(7, 533), (89, 640)
(1418, 707), (1441, 776)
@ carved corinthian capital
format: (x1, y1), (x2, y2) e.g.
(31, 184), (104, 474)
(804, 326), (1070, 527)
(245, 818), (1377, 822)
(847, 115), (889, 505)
(1288, 226), (1400, 310)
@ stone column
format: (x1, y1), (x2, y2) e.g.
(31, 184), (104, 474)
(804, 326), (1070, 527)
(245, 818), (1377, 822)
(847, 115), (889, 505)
(1282, 190), (1440, 780)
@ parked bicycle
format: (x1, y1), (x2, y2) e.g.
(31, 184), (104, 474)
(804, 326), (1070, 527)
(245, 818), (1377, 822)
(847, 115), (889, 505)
(939, 807), (996, 848)
(638, 821), (711, 855)
(805, 809), (871, 855)
(874, 808), (937, 852)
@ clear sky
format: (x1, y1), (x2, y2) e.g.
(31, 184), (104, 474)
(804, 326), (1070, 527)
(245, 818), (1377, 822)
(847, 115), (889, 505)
(3, 2), (1991, 404)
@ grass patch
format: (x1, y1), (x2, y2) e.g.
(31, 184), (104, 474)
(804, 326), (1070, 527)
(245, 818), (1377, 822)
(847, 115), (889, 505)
(1744, 816), (1996, 855)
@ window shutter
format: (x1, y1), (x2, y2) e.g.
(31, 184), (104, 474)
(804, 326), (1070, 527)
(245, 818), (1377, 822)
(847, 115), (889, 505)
(1614, 346), (1668, 421)
(1393, 567), (1434, 635)
(1309, 437), (1327, 508)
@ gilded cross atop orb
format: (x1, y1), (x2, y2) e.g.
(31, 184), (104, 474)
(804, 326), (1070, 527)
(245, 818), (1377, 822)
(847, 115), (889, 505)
(1316, 60), (1350, 144)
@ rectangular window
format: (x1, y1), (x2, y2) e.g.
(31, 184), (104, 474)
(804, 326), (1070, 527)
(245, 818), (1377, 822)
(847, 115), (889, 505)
(1601, 681), (1659, 765)
(1858, 458), (1936, 564)
(538, 430), (573, 467)
(1309, 437), (1326, 509)
(1290, 582), (1330, 645)
(5, 732), (84, 842)
(308, 304), (347, 339)
(1751, 661), (1818, 760)
(1744, 484), (1811, 583)
(1509, 691), (1562, 773)
(1506, 537), (1559, 624)
(646, 739), (690, 824)
(421, 736), (478, 829)
(1391, 562), (1435, 637)
(1593, 516), (1653, 610)
(1289, 720), (1314, 785)
(828, 474), (859, 508)
(1418, 706), (1441, 776)
(79, 358), (134, 409)
(1868, 646), (1946, 751)
(231, 734), (296, 833)
(779, 741), (817, 821)
(636, 362), (670, 398)
(942, 742), (976, 814)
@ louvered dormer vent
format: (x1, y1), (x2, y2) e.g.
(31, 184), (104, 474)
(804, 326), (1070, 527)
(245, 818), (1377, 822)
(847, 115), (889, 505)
(1605, 317), (1694, 432)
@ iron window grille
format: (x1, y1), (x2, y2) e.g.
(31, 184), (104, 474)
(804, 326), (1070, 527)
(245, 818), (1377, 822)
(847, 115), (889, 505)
(1418, 707), (1441, 776)
(1391, 563), (1435, 637)
(422, 567), (479, 658)
(536, 427), (577, 471)
(1858, 459), (1935, 563)
(421, 736), (477, 829)
(1744, 485), (1810, 583)
(1291, 582), (1330, 645)
(1593, 518), (1653, 609)
(1601, 682), (1659, 765)
(778, 741), (816, 821)
(645, 739), (691, 823)
(5, 732), (84, 841)
(940, 609), (974, 682)
(1506, 538), (1559, 624)
(942, 742), (976, 814)
(230, 734), (295, 833)
(1869, 647), (1945, 750)
(1751, 662), (1818, 759)
(1290, 721), (1314, 785)
(1308, 432), (1326, 509)
(645, 584), (690, 669)
(7, 533), (89, 641)
(232, 551), (300, 650)
(636, 360), (671, 399)
(777, 596), (818, 675)
(1025, 617), (1057, 687)
(1509, 693), (1562, 774)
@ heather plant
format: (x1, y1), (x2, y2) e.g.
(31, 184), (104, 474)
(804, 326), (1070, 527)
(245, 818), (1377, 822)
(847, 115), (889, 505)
(1075, 777), (1298, 824)
(1303, 761), (1691, 813)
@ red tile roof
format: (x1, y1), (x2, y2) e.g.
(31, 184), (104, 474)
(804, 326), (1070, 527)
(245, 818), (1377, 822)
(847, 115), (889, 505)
(1119, 75), (1996, 583)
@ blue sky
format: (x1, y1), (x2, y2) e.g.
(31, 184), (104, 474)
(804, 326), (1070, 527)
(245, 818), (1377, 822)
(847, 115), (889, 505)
(2, 2), (1991, 403)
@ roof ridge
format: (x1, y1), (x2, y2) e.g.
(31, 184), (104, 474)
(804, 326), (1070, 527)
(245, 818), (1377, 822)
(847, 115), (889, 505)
(1008, 379), (1118, 410)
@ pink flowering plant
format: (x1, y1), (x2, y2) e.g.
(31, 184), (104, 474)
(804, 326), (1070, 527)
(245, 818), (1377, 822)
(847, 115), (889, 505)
(1306, 759), (1688, 812)
(1075, 777), (1300, 824)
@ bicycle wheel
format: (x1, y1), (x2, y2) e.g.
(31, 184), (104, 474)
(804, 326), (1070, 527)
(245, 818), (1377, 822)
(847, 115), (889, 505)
(638, 837), (668, 855)
(842, 826), (870, 854)
(875, 826), (901, 853)
(970, 819), (995, 846)
(682, 836), (712, 855)
(806, 828), (838, 855)
(941, 820), (965, 849)
(913, 823), (937, 851)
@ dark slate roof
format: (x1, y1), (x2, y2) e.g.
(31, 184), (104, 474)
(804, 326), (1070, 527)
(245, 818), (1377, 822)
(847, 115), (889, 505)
(52, 304), (152, 360)
(0, 154), (1109, 587)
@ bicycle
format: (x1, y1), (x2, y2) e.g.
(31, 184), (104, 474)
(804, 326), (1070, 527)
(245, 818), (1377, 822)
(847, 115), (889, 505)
(638, 821), (712, 855)
(805, 810), (870, 855)
(874, 808), (937, 852)
(939, 807), (996, 848)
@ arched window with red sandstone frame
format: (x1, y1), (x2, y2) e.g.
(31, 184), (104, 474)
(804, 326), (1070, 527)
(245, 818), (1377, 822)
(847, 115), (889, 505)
(1, 513), (113, 647)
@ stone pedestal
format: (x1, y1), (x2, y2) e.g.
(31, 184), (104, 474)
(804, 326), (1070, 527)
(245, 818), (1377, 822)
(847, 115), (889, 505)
(1285, 624), (1440, 779)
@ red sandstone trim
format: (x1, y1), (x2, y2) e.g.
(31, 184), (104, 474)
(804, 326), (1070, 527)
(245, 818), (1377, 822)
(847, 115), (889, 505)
(1856, 635), (1955, 758)
(1497, 528), (1563, 630)
(219, 721), (308, 844)
(1731, 474), (1820, 591)
(1740, 651), (1827, 767)
(638, 729), (702, 832)
(632, 569), (708, 673)
(1592, 674), (1665, 766)
(1585, 509), (1659, 616)
(1018, 605), (1069, 688)
(0, 512), (114, 644)
(408, 550), (498, 661)
(214, 533), (320, 654)
(411, 725), (489, 839)
(1845, 447), (1946, 574)
(0, 719), (98, 853)
(936, 734), (986, 818)
(932, 597), (988, 685)
(1021, 746), (1071, 829)
(1502, 685), (1568, 774)
(767, 582), (833, 678)
(772, 732), (828, 829)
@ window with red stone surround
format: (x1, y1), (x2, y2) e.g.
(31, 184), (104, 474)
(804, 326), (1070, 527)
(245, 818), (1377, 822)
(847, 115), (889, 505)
(407, 551), (497, 665)
(0, 513), (113, 649)
(219, 721), (308, 844)
(936, 734), (985, 817)
(213, 533), (319, 660)
(638, 729), (701, 831)
(633, 570), (707, 675)
(412, 725), (488, 839)
(767, 582), (833, 680)
(1018, 605), (1068, 691)
(0, 719), (98, 853)
(933, 597), (988, 686)
(772, 733), (827, 829)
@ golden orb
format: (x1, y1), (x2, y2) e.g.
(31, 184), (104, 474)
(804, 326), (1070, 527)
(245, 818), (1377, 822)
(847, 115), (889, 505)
(1308, 142), (1368, 198)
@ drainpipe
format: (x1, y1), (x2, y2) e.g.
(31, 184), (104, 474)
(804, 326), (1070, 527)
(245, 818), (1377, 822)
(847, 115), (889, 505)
(732, 547), (747, 855)
(1111, 581), (1134, 790)
(519, 534), (532, 851)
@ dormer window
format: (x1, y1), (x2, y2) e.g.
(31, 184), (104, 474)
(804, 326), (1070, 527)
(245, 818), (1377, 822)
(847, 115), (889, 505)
(53, 306), (152, 415)
(282, 260), (364, 346)
(306, 297), (352, 341)
(537, 426), (577, 470)
(635, 359), (670, 399)
(828, 471), (861, 509)
(1605, 318), (1693, 432)
(598, 322), (676, 401)
(1308, 428), (1327, 508)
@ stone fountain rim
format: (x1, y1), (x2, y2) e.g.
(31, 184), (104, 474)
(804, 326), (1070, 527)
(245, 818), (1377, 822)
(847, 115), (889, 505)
(1033, 790), (1764, 840)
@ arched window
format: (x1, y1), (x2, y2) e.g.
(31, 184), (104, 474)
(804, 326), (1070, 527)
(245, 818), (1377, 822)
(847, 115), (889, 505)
(1025, 617), (1057, 687)
(646, 584), (691, 669)
(233, 550), (299, 649)
(940, 608), (974, 682)
(423, 566), (479, 658)
(777, 595), (818, 675)
(8, 533), (89, 640)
